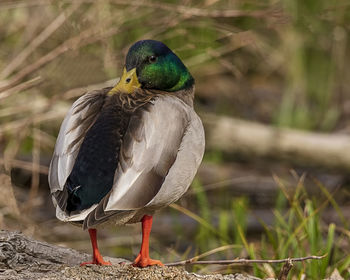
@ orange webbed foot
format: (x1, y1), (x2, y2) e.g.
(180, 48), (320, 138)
(81, 228), (112, 266)
(80, 258), (112, 266)
(132, 254), (164, 267)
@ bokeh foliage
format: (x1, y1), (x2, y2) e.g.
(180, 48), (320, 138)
(0, 1), (349, 279)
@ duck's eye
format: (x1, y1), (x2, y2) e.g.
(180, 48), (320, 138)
(148, 55), (157, 63)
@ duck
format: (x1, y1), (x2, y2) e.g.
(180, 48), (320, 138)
(48, 39), (205, 267)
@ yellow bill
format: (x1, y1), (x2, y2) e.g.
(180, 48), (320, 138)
(108, 67), (141, 95)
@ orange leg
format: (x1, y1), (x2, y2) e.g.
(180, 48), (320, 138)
(133, 215), (164, 267)
(80, 228), (111, 266)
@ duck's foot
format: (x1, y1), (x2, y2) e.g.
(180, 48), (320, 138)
(132, 215), (164, 268)
(81, 228), (112, 266)
(132, 254), (164, 267)
(80, 258), (112, 266)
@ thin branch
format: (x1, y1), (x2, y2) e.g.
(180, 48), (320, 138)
(1, 120), (31, 171)
(12, 0), (279, 18)
(165, 254), (326, 266)
(111, 0), (279, 19)
(185, 245), (242, 264)
(25, 120), (41, 212)
(0, 2), (150, 94)
(0, 1), (82, 79)
(184, 175), (259, 197)
(169, 203), (229, 243)
(0, 76), (42, 101)
(62, 79), (117, 100)
(0, 158), (49, 175)
(0, 26), (120, 93)
(0, 0), (52, 9)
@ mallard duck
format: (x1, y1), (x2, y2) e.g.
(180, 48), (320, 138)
(48, 40), (205, 267)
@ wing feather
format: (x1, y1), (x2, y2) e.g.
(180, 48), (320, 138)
(48, 88), (109, 207)
(104, 96), (189, 211)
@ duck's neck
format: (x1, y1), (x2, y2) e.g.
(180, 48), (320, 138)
(172, 85), (195, 107)
(115, 84), (195, 111)
(145, 85), (195, 107)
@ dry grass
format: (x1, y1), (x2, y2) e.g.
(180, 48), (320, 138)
(0, 1), (349, 279)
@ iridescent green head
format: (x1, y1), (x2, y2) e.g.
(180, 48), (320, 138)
(125, 40), (194, 92)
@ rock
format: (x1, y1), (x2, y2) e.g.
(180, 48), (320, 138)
(0, 230), (262, 280)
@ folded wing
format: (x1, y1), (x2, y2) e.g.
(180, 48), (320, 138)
(48, 88), (109, 215)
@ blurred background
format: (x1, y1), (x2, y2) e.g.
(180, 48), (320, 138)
(0, 0), (349, 279)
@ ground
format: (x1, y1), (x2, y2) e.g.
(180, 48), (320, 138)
(0, 230), (262, 280)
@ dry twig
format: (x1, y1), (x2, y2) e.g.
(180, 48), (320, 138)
(0, 76), (42, 101)
(165, 254), (326, 266)
(112, 0), (279, 19)
(278, 259), (293, 280)
(0, 1), (82, 79)
(0, 26), (120, 93)
(0, 158), (49, 175)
